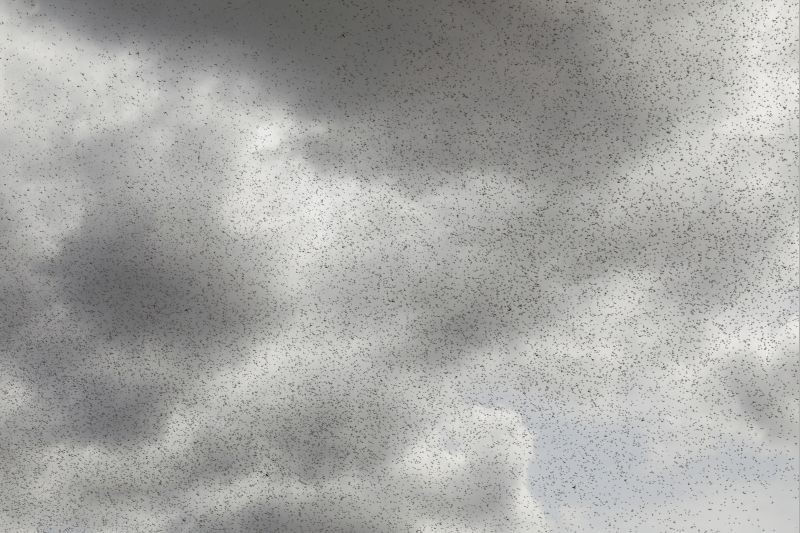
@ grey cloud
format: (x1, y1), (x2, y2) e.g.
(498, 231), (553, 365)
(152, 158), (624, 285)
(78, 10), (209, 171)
(721, 349), (799, 443)
(36, 0), (730, 187)
(1, 0), (798, 531)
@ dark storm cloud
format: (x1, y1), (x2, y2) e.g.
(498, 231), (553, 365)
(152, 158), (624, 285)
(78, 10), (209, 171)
(42, 184), (282, 346)
(2, 104), (289, 446)
(36, 0), (724, 189)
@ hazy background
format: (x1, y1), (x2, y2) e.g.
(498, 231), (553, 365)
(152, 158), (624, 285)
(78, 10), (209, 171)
(1, 0), (798, 531)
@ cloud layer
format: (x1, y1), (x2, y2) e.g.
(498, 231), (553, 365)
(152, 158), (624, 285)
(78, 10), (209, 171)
(1, 0), (798, 531)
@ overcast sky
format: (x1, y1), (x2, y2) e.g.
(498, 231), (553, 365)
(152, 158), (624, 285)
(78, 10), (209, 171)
(1, 0), (798, 531)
